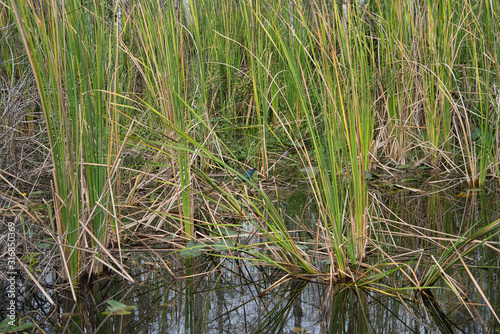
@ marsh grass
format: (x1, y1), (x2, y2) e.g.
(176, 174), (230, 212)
(4, 0), (500, 329)
(10, 0), (130, 283)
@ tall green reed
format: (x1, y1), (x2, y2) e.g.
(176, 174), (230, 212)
(11, 0), (123, 281)
(464, 0), (499, 186)
(128, 1), (195, 237)
(374, 0), (499, 185)
(376, 1), (415, 165)
(241, 0), (375, 277)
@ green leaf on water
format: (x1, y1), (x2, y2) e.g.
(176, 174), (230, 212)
(180, 239), (203, 258)
(102, 300), (136, 315)
(471, 127), (481, 141)
(219, 227), (238, 237)
(471, 126), (494, 145)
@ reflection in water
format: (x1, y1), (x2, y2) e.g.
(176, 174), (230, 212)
(8, 182), (500, 333)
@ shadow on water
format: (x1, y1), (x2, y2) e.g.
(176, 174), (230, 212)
(4, 180), (500, 333)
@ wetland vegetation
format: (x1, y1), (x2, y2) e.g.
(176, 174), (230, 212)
(1, 0), (500, 332)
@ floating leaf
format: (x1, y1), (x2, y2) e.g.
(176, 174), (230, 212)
(102, 300), (136, 315)
(471, 127), (482, 141)
(218, 227), (238, 237)
(180, 239), (203, 258)
(471, 126), (493, 145)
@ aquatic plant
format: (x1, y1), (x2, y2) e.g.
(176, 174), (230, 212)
(10, 0), (129, 283)
(4, 0), (500, 330)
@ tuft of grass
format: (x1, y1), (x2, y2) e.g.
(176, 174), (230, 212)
(10, 0), (127, 282)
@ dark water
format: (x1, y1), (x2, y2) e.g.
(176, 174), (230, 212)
(3, 179), (500, 333)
